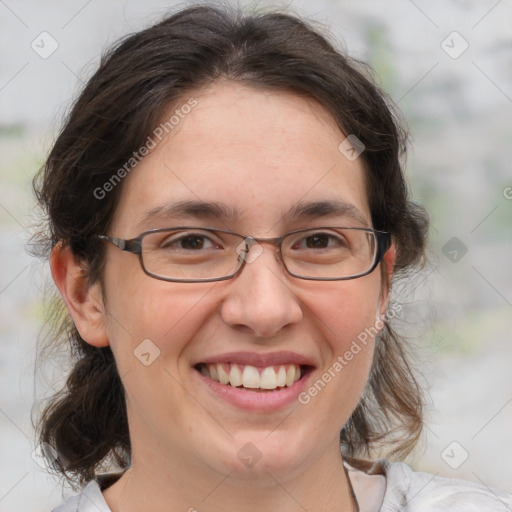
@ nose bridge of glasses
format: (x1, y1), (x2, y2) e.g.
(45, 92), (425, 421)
(237, 234), (284, 266)
(246, 234), (282, 248)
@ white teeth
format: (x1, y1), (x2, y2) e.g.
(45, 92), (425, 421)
(200, 363), (303, 390)
(242, 365), (260, 388)
(276, 366), (287, 387)
(285, 365), (296, 386)
(229, 363), (243, 387)
(217, 363), (230, 385)
(209, 364), (219, 382)
(260, 367), (277, 389)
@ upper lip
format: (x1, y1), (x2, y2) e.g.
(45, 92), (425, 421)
(195, 351), (316, 368)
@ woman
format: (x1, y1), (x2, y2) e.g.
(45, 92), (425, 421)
(32, 3), (512, 511)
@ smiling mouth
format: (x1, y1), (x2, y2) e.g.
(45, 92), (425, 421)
(194, 362), (314, 392)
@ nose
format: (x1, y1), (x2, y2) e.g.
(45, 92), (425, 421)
(220, 241), (303, 338)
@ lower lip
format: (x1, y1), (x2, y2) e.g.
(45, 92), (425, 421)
(193, 367), (314, 412)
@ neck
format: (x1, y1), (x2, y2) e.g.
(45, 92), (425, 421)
(103, 441), (356, 512)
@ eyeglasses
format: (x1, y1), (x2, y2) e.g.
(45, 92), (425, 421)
(98, 226), (391, 283)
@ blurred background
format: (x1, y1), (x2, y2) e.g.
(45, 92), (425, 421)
(1, 0), (511, 510)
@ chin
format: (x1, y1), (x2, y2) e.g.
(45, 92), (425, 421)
(215, 433), (311, 483)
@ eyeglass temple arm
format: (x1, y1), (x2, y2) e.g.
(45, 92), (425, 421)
(97, 235), (142, 254)
(377, 232), (392, 258)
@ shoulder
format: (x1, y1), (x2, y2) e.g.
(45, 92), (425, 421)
(51, 473), (118, 512)
(379, 459), (512, 512)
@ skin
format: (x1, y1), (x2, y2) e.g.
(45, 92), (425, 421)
(51, 81), (395, 512)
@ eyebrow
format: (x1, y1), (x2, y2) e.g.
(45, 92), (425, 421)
(139, 200), (240, 228)
(282, 199), (369, 227)
(138, 199), (369, 229)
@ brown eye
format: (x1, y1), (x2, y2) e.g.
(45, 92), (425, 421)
(291, 231), (348, 250)
(156, 231), (222, 251)
(304, 233), (336, 249)
(165, 235), (210, 250)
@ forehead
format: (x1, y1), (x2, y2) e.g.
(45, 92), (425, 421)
(111, 82), (370, 235)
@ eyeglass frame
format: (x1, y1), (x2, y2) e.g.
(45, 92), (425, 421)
(97, 225), (391, 283)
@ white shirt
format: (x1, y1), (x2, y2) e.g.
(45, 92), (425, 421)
(51, 458), (512, 511)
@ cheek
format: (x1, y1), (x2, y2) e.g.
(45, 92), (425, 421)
(312, 278), (382, 346)
(102, 280), (216, 423)
(104, 268), (218, 372)
(299, 281), (381, 421)
(308, 278), (382, 391)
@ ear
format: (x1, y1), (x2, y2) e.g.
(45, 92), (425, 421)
(50, 242), (110, 347)
(377, 242), (396, 319)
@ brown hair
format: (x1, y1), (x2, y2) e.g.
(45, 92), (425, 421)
(32, 2), (428, 489)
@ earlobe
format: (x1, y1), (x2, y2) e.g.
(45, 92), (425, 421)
(50, 242), (110, 347)
(383, 243), (396, 286)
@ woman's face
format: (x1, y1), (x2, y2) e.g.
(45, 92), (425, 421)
(99, 82), (393, 483)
